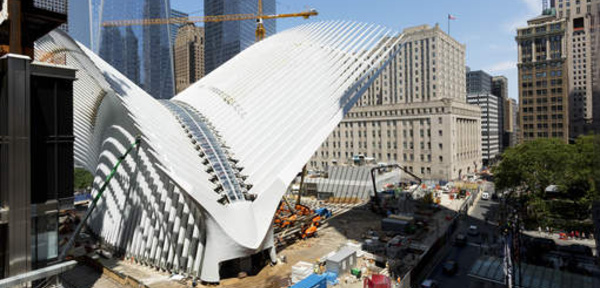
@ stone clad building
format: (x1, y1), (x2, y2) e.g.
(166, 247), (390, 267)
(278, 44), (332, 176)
(516, 13), (569, 142)
(309, 24), (482, 181)
(553, 0), (600, 136)
(174, 24), (205, 94)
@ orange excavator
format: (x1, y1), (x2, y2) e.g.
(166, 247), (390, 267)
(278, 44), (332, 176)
(301, 223), (318, 239)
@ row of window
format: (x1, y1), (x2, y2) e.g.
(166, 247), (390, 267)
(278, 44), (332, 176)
(523, 123), (565, 129)
(523, 132), (565, 138)
(522, 114), (565, 122)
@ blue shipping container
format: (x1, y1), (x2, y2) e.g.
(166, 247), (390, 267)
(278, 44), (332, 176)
(291, 274), (326, 288)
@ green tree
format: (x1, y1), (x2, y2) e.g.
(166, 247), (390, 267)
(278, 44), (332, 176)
(494, 135), (600, 229)
(494, 138), (574, 195)
(566, 136), (599, 204)
(74, 167), (93, 190)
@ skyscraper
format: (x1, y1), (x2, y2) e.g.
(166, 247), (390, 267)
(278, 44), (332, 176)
(516, 12), (569, 142)
(204, 0), (276, 74)
(504, 98), (519, 147)
(467, 70), (493, 94)
(174, 24), (205, 93)
(170, 9), (189, 46)
(552, 0), (600, 136)
(467, 92), (500, 165)
(66, 0), (91, 48)
(99, 0), (174, 99)
(492, 76), (507, 150)
(492, 76), (508, 100)
(492, 76), (517, 148)
(309, 24), (482, 180)
(466, 70), (501, 164)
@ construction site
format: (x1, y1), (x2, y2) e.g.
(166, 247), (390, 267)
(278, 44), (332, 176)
(53, 165), (483, 288)
(0, 1), (489, 288)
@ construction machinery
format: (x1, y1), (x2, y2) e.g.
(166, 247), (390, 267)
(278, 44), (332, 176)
(101, 0), (318, 42)
(369, 164), (422, 216)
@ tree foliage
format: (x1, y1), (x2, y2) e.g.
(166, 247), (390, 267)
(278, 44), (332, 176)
(494, 136), (600, 227)
(74, 167), (93, 190)
(494, 138), (576, 195)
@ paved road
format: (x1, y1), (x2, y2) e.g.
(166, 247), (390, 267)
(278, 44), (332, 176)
(425, 183), (501, 288)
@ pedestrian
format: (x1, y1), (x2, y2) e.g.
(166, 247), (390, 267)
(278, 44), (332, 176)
(570, 231), (575, 239)
(546, 226), (549, 235)
(538, 226), (542, 236)
(576, 231), (580, 240)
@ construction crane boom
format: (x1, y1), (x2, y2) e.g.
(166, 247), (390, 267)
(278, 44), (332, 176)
(100, 0), (317, 42)
(102, 10), (317, 27)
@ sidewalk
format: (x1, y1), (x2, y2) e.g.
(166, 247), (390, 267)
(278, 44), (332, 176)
(522, 230), (596, 249)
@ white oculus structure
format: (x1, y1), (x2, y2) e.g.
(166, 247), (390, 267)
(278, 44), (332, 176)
(35, 22), (404, 282)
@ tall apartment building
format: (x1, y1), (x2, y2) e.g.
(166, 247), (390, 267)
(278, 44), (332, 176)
(174, 24), (205, 94)
(492, 76), (508, 149)
(467, 92), (500, 165)
(204, 0), (276, 74)
(553, 0), (600, 136)
(516, 13), (569, 142)
(309, 24), (482, 181)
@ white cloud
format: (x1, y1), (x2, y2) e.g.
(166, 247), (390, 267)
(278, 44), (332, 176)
(522, 0), (543, 14)
(486, 61), (518, 73)
(504, 0), (544, 33)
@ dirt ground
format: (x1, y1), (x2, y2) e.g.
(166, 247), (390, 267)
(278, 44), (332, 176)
(216, 206), (383, 288)
(60, 205), (382, 288)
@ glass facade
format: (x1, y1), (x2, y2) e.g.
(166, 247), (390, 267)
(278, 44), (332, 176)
(161, 100), (245, 204)
(204, 0), (276, 74)
(99, 0), (175, 99)
(67, 0), (92, 48)
(170, 9), (189, 46)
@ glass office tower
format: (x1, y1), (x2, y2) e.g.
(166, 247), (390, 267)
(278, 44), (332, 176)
(204, 0), (276, 74)
(99, 0), (174, 99)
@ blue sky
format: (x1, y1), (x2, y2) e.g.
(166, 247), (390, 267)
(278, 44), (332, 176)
(171, 0), (546, 100)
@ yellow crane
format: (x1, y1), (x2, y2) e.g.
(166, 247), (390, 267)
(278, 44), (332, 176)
(101, 0), (318, 42)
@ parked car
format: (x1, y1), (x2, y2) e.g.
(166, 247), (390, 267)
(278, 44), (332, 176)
(454, 234), (467, 247)
(468, 225), (479, 236)
(421, 279), (439, 288)
(481, 192), (490, 200)
(442, 260), (458, 275)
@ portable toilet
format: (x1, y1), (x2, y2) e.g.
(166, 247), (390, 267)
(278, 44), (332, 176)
(326, 246), (357, 275)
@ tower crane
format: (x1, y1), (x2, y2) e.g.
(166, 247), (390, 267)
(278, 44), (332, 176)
(101, 0), (318, 42)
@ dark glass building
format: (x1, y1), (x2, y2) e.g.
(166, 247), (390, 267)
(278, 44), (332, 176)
(170, 9), (189, 46)
(466, 70), (493, 95)
(204, 0), (276, 74)
(99, 0), (174, 99)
